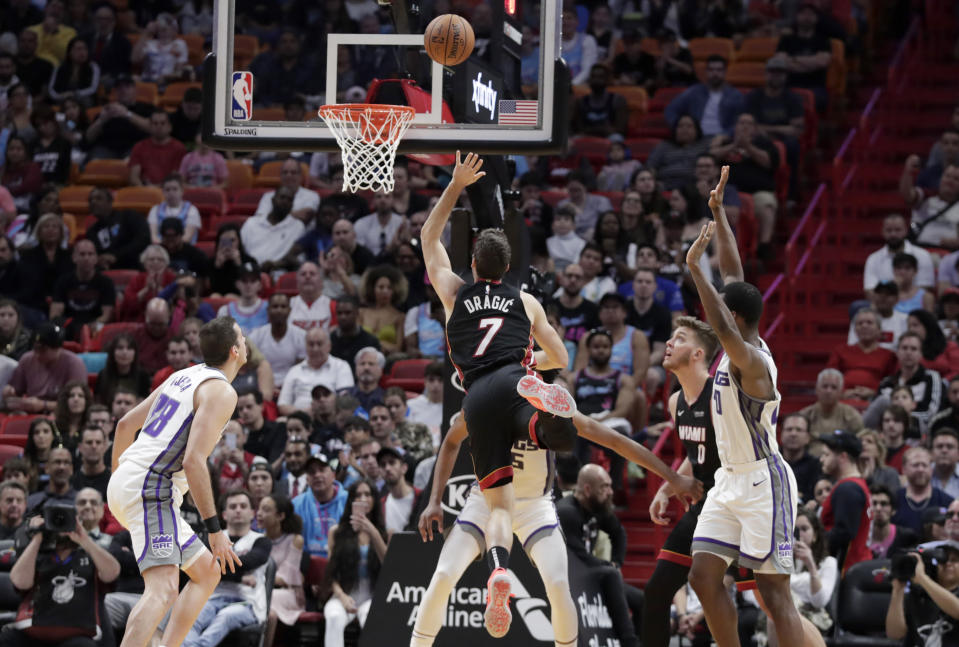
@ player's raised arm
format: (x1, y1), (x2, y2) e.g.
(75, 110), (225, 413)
(686, 223), (771, 397)
(708, 166), (744, 285)
(419, 413), (469, 542)
(183, 379), (242, 573)
(421, 151), (485, 313)
(575, 412), (703, 507)
(523, 293), (569, 371)
(112, 388), (162, 472)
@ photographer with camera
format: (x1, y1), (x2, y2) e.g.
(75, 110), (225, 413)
(887, 541), (959, 645)
(2, 499), (120, 646)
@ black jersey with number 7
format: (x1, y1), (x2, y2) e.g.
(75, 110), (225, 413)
(446, 279), (535, 391)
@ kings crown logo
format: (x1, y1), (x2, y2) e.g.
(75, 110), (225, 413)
(152, 534), (175, 558)
(776, 541), (792, 566)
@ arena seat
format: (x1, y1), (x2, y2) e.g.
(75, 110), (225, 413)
(59, 185), (95, 215)
(233, 34), (259, 70)
(609, 85), (648, 113)
(77, 160), (130, 188)
(226, 160), (255, 193)
(647, 86), (685, 113)
(383, 359), (432, 391)
(737, 37), (778, 62)
(109, 81), (158, 106)
(185, 188), (228, 218)
(114, 186), (163, 215)
(624, 137), (662, 163)
(255, 161), (310, 188)
(227, 188), (270, 216)
(0, 445), (22, 469)
(826, 558), (901, 646)
(0, 436), (26, 448)
(726, 62), (766, 88)
(160, 81), (202, 109)
(203, 296), (236, 313)
(2, 416), (42, 437)
(295, 555), (328, 634)
(274, 272), (298, 295)
(688, 37), (735, 62)
(85, 322), (144, 352)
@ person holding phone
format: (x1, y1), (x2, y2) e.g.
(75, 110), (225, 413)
(321, 479), (388, 647)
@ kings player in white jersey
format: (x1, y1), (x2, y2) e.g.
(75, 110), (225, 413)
(410, 408), (703, 647)
(107, 317), (246, 647)
(683, 167), (806, 647)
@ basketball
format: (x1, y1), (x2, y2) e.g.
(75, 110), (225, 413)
(424, 14), (475, 66)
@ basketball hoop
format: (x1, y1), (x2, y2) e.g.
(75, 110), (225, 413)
(318, 103), (416, 193)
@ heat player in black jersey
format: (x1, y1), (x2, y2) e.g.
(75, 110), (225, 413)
(420, 152), (579, 638)
(641, 316), (722, 647)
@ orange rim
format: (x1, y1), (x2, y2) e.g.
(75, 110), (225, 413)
(319, 103), (416, 145)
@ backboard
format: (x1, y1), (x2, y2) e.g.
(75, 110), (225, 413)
(202, 0), (570, 155)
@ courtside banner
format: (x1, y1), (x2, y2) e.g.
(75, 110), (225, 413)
(359, 532), (622, 647)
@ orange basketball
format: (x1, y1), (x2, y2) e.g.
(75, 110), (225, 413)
(424, 14), (475, 66)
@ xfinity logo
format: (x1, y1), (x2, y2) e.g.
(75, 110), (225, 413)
(442, 474), (476, 515)
(471, 73), (497, 117)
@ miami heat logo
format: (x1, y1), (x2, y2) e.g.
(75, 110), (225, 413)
(152, 534), (175, 558)
(51, 571), (87, 604)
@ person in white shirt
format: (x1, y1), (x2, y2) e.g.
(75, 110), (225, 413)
(278, 328), (354, 415)
(406, 361), (443, 437)
(241, 186), (306, 271)
(377, 446), (416, 538)
(217, 262), (268, 333)
(559, 7), (597, 85)
(289, 261), (335, 331)
(147, 173), (202, 244)
(353, 193), (405, 257)
(863, 213), (935, 298)
(577, 242), (617, 302)
(556, 171), (613, 239)
(848, 281), (909, 350)
(253, 158), (320, 224)
(249, 292), (306, 385)
(546, 207), (586, 273)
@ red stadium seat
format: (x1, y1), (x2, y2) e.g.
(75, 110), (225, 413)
(86, 322), (144, 352)
(204, 297), (236, 312)
(274, 272), (298, 295)
(382, 359), (432, 392)
(227, 189), (269, 216)
(295, 555), (328, 630)
(0, 445), (23, 471)
(103, 270), (140, 295)
(2, 416), (44, 436)
(184, 188), (227, 218)
(1, 435), (27, 448)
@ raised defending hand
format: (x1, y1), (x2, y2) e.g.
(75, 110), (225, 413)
(666, 474), (704, 510)
(418, 501), (444, 542)
(210, 530), (243, 574)
(708, 165), (729, 215)
(450, 151), (486, 188)
(685, 221), (715, 269)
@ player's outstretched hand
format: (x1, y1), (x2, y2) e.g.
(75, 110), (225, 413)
(708, 165), (729, 215)
(210, 530), (243, 574)
(418, 501), (444, 542)
(648, 489), (671, 526)
(685, 221), (715, 270)
(666, 474), (704, 510)
(451, 151), (486, 188)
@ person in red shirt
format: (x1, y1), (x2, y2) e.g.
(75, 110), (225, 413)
(132, 297), (173, 373)
(818, 430), (873, 574)
(827, 307), (898, 401)
(128, 108), (186, 186)
(150, 335), (195, 389)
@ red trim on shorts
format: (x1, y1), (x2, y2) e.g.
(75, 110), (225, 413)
(528, 412), (540, 448)
(736, 579), (758, 592)
(479, 466), (514, 490)
(658, 549), (693, 567)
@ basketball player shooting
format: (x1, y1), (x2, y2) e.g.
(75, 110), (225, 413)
(421, 151), (580, 637)
(106, 317), (246, 647)
(683, 168), (805, 647)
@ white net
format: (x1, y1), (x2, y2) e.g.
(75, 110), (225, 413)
(318, 104), (416, 193)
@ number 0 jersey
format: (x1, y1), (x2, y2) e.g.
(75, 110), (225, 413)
(446, 280), (534, 390)
(676, 377), (721, 491)
(118, 364), (230, 498)
(711, 338), (782, 466)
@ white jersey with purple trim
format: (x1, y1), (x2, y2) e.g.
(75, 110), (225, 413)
(711, 338), (782, 466)
(510, 436), (554, 499)
(118, 364), (230, 497)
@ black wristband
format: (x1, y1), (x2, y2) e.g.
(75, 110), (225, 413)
(203, 515), (221, 534)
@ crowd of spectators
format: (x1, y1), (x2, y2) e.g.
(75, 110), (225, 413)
(0, 0), (952, 645)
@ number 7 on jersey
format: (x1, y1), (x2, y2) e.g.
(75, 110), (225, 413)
(473, 317), (504, 357)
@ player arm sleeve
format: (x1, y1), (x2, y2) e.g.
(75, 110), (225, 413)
(825, 482), (866, 557)
(601, 512), (627, 566)
(557, 502), (605, 567)
(221, 536), (272, 581)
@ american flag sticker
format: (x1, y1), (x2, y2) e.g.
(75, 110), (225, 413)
(498, 100), (538, 126)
